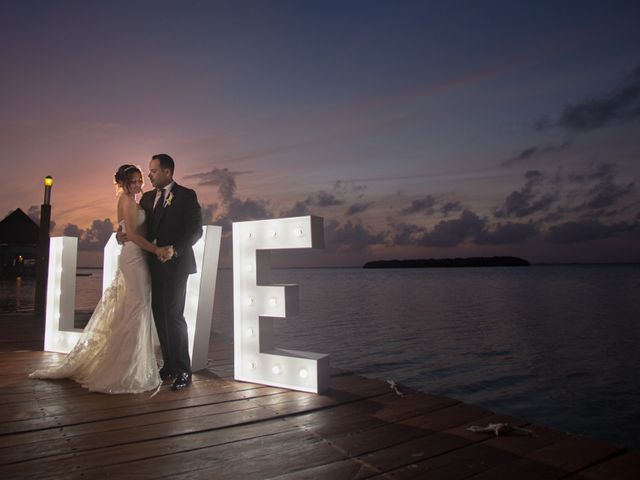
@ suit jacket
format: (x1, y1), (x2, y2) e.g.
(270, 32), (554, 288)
(140, 182), (203, 275)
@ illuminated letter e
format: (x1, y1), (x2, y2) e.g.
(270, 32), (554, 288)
(232, 216), (329, 393)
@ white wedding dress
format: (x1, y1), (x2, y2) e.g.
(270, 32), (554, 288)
(30, 208), (161, 394)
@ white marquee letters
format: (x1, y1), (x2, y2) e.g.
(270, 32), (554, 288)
(232, 216), (329, 393)
(44, 216), (328, 393)
(44, 237), (81, 353)
(44, 226), (221, 372)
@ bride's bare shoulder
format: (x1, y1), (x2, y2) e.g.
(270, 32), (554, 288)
(117, 193), (126, 205)
(118, 193), (137, 211)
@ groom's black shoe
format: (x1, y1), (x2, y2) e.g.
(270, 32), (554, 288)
(159, 367), (175, 382)
(171, 372), (191, 391)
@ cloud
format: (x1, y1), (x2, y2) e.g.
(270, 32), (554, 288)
(490, 163), (635, 230)
(214, 197), (272, 231)
(399, 196), (463, 218)
(501, 139), (571, 167)
(390, 210), (488, 248)
(476, 222), (539, 244)
(27, 205), (56, 231)
(537, 64), (640, 132)
(191, 167), (277, 230)
(566, 162), (636, 213)
(27, 205), (40, 222)
(495, 170), (556, 218)
(389, 209), (638, 248)
(282, 190), (346, 215)
(400, 195), (437, 215)
(333, 180), (367, 197)
(440, 201), (463, 217)
(311, 191), (345, 207)
(546, 219), (638, 244)
(63, 218), (114, 250)
(200, 202), (220, 225)
(185, 168), (250, 202)
(280, 201), (310, 217)
(392, 210), (512, 247)
(390, 221), (426, 246)
(325, 219), (386, 252)
(420, 209), (486, 247)
(346, 202), (373, 216)
(63, 223), (83, 237)
(194, 171), (364, 239)
(567, 161), (616, 183)
(585, 178), (635, 210)
(278, 183), (363, 218)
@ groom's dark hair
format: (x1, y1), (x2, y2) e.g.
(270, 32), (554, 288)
(152, 153), (175, 174)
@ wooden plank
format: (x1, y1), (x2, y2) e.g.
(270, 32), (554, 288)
(398, 402), (491, 432)
(61, 428), (350, 480)
(261, 458), (378, 480)
(265, 394), (476, 479)
(0, 387), (289, 459)
(0, 417), (300, 478)
(462, 457), (571, 479)
(367, 413), (530, 479)
(332, 404), (491, 475)
(478, 423), (569, 456)
(0, 374), (392, 466)
(565, 451), (640, 480)
(0, 380), (416, 478)
(284, 391), (457, 439)
(468, 435), (627, 479)
(524, 435), (624, 473)
(376, 441), (520, 479)
(369, 392), (459, 424)
(353, 431), (473, 475)
(0, 379), (282, 436)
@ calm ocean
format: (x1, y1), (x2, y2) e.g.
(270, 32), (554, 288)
(2, 264), (639, 450)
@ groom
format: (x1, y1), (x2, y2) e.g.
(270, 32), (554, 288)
(141, 154), (202, 391)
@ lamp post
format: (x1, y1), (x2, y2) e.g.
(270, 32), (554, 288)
(34, 176), (53, 320)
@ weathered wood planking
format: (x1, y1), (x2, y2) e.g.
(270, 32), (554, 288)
(0, 312), (636, 479)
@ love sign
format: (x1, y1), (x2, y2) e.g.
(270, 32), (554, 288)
(44, 216), (329, 393)
(44, 225), (222, 372)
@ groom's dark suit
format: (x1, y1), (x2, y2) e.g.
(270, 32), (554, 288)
(140, 182), (202, 376)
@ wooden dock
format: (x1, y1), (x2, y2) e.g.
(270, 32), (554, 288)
(0, 312), (638, 479)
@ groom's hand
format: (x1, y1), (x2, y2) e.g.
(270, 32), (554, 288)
(161, 245), (175, 262)
(157, 245), (174, 263)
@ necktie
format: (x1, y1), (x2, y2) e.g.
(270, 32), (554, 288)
(151, 188), (165, 239)
(154, 188), (166, 211)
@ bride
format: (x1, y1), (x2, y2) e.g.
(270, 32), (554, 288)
(30, 165), (172, 394)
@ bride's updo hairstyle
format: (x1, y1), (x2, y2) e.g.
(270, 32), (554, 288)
(114, 164), (143, 192)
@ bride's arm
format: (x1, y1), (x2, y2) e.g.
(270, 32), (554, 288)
(120, 195), (164, 256)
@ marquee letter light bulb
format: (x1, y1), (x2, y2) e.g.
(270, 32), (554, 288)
(44, 226), (222, 372)
(232, 216), (329, 393)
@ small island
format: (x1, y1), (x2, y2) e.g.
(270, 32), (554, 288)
(363, 256), (531, 269)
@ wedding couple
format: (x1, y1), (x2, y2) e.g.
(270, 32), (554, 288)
(30, 154), (203, 394)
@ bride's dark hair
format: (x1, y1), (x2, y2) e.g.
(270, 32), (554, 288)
(114, 164), (143, 191)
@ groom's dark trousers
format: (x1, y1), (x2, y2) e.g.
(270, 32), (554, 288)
(149, 262), (191, 374)
(141, 183), (202, 376)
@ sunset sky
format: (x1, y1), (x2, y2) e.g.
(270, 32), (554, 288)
(1, 0), (639, 266)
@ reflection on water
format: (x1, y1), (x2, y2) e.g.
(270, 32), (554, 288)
(0, 268), (103, 313)
(0, 276), (35, 312)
